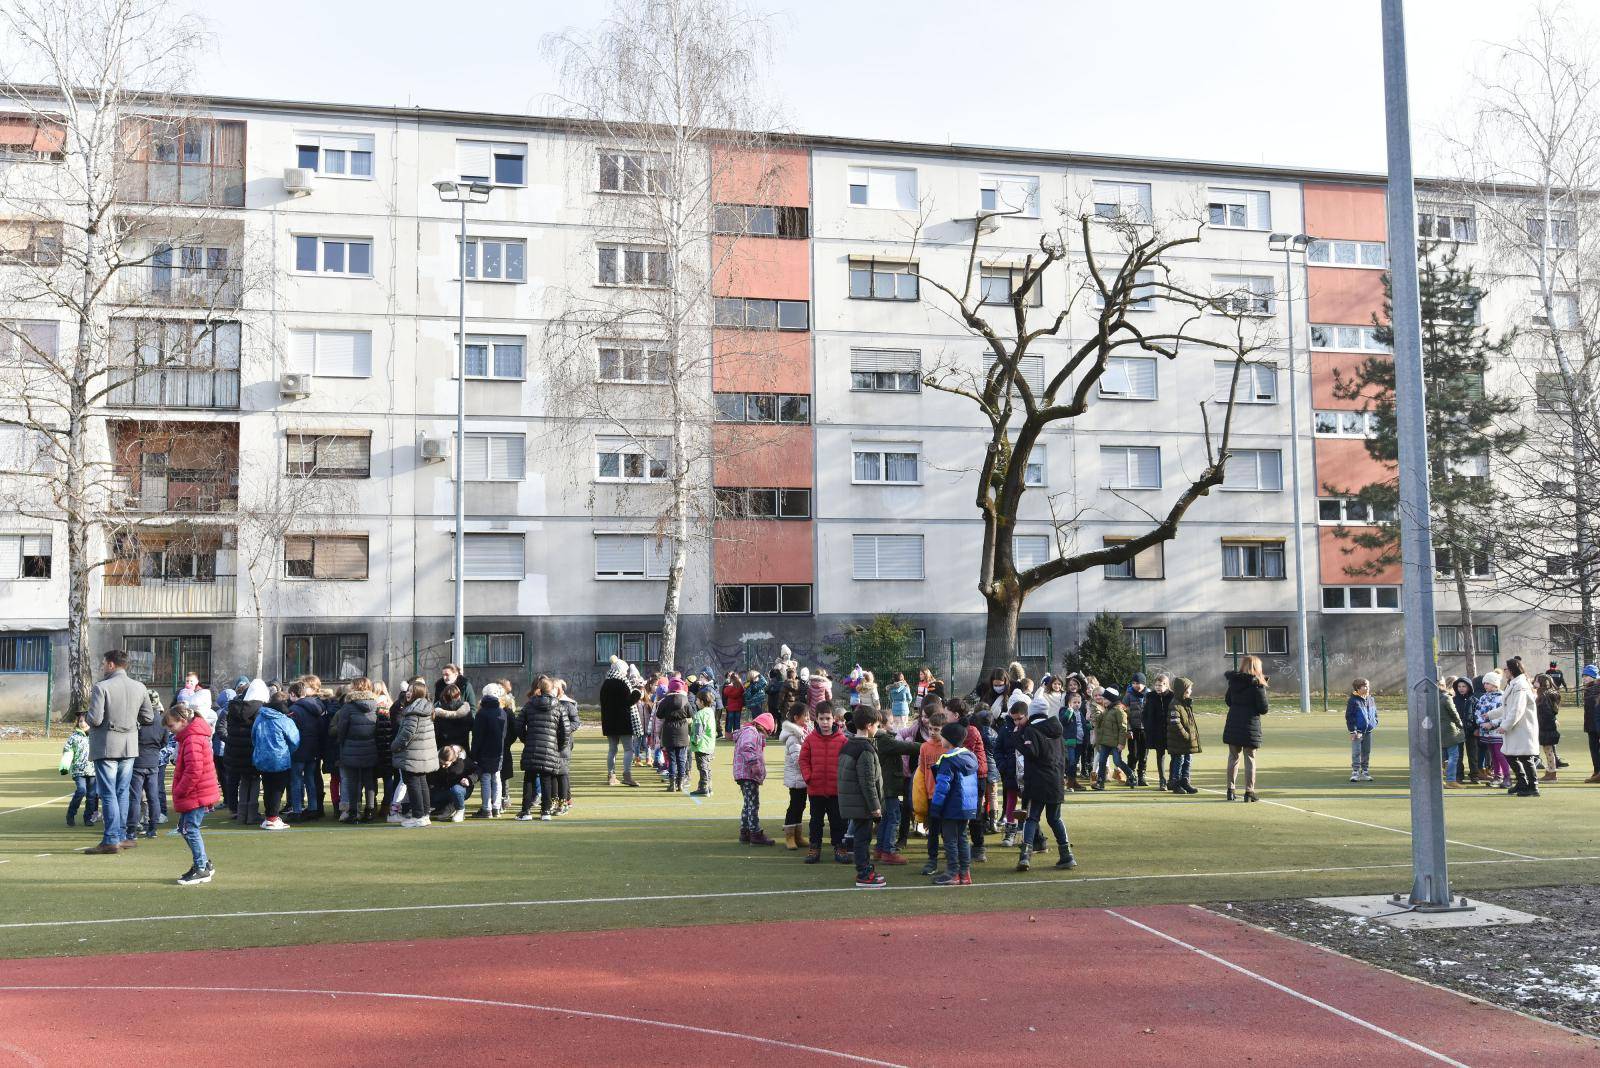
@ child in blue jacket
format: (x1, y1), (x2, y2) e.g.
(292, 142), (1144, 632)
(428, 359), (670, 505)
(1345, 678), (1378, 783)
(930, 722), (978, 886)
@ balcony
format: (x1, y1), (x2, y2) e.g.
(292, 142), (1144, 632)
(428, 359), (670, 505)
(106, 367), (240, 410)
(108, 475), (237, 514)
(101, 576), (237, 617)
(108, 420), (240, 512)
(117, 263), (242, 310)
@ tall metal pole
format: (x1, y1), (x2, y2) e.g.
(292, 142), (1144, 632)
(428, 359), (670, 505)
(1282, 243), (1312, 715)
(453, 198), (468, 668)
(1381, 0), (1453, 910)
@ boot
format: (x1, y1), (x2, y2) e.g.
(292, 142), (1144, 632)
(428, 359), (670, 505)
(1055, 846), (1077, 869)
(1540, 770), (1557, 783)
(795, 826), (811, 849)
(1137, 773), (1148, 787)
(1586, 772), (1600, 784)
(1015, 847), (1031, 873)
(783, 825), (799, 851)
(608, 774), (620, 787)
(1183, 779), (1198, 795)
(1001, 825), (1016, 847)
(749, 829), (777, 845)
(804, 848), (821, 865)
(739, 826), (751, 844)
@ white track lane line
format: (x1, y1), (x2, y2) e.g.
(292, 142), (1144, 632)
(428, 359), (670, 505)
(0, 795), (71, 818)
(2, 853), (1598, 931)
(0, 985), (908, 1067)
(1104, 909), (1470, 1067)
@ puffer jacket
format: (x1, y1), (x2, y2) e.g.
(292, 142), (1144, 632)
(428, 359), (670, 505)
(599, 676), (639, 736)
(887, 681), (913, 718)
(1497, 674), (1538, 757)
(331, 692), (380, 768)
(1584, 679), (1600, 735)
(1537, 692), (1561, 747)
(391, 697), (440, 774)
(470, 697), (508, 770)
(780, 720), (809, 789)
(837, 735), (883, 820)
(170, 716), (221, 813)
(656, 691), (692, 749)
(744, 674), (768, 714)
(518, 694), (564, 773)
(289, 697), (325, 763)
(874, 730), (920, 797)
(1345, 693), (1379, 733)
(993, 717), (1023, 789)
(1439, 691), (1465, 750)
(930, 747), (979, 820)
(373, 707), (395, 767)
(224, 698), (260, 773)
(1092, 704), (1129, 750)
(251, 705), (300, 773)
(557, 696), (581, 772)
(1222, 670), (1270, 750)
(1167, 698), (1202, 756)
(1142, 690), (1173, 748)
(799, 724), (846, 796)
(732, 722), (767, 783)
(1018, 711), (1065, 804)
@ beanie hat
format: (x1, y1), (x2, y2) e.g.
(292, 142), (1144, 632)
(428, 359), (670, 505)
(751, 712), (776, 733)
(481, 682), (504, 700)
(940, 722), (967, 747)
(1101, 687), (1121, 703)
(1481, 671), (1502, 689)
(1584, 664), (1598, 680)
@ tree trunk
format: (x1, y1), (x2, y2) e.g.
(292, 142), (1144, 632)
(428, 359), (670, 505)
(1454, 565), (1478, 681)
(980, 584), (1022, 696)
(657, 476), (690, 673)
(65, 491), (93, 717)
(254, 587), (265, 680)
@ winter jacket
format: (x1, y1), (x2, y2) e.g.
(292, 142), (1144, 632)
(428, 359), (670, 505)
(1019, 711), (1066, 804)
(1091, 704), (1129, 750)
(887, 681), (913, 718)
(289, 697), (325, 763)
(470, 697), (509, 770)
(61, 730), (91, 777)
(1497, 675), (1539, 757)
(1475, 690), (1506, 740)
(691, 705), (716, 754)
(1537, 692), (1561, 747)
(133, 721), (169, 771)
(331, 693), (380, 769)
(1439, 691), (1465, 750)
(837, 735), (884, 820)
(721, 683), (745, 715)
(732, 722), (767, 783)
(170, 716), (221, 814)
(86, 669), (156, 761)
(930, 747), (979, 820)
(392, 697), (441, 774)
(1584, 680), (1600, 735)
(518, 694), (565, 773)
(1167, 698), (1202, 756)
(913, 737), (943, 820)
(799, 725), (846, 796)
(433, 696), (472, 752)
(224, 698), (260, 773)
(1222, 671), (1270, 750)
(1142, 690), (1173, 748)
(429, 752), (478, 798)
(1058, 702), (1088, 749)
(993, 718), (1023, 789)
(858, 683), (880, 710)
(251, 705), (300, 773)
(654, 691), (691, 749)
(1345, 694), (1379, 734)
(780, 720), (809, 789)
(977, 719), (1000, 783)
(434, 675), (477, 712)
(874, 731), (920, 797)
(808, 676), (833, 710)
(962, 722), (988, 779)
(557, 696), (581, 770)
(373, 707), (395, 767)
(1124, 685), (1148, 731)
(599, 676), (640, 736)
(743, 675), (768, 714)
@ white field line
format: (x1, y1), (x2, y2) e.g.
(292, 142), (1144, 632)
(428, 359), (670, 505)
(2, 853), (1598, 931)
(1104, 909), (1469, 1067)
(0, 985), (907, 1067)
(0, 795), (71, 818)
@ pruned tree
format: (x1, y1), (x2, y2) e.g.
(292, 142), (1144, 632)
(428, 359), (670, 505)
(1326, 244), (1523, 679)
(914, 204), (1271, 682)
(539, 0), (791, 671)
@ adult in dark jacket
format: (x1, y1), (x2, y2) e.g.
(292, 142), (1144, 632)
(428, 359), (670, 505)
(331, 681), (380, 822)
(517, 681), (565, 819)
(554, 683), (581, 809)
(469, 691), (509, 817)
(392, 683), (440, 823)
(655, 680), (693, 792)
(434, 666), (477, 713)
(1222, 659), (1270, 802)
(429, 746), (478, 819)
(1535, 673), (1562, 782)
(225, 685), (264, 823)
(1141, 677), (1175, 790)
(1015, 699), (1075, 871)
(432, 684), (472, 752)
(287, 685), (326, 821)
(1583, 666), (1600, 784)
(872, 710), (921, 863)
(126, 719), (170, 839)
(599, 658), (641, 786)
(836, 708), (885, 884)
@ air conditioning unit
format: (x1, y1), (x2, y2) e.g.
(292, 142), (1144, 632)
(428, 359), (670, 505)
(279, 373), (312, 398)
(419, 436), (451, 462)
(283, 167), (315, 194)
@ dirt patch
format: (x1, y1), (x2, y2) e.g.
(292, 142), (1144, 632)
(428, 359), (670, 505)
(1221, 885), (1600, 1037)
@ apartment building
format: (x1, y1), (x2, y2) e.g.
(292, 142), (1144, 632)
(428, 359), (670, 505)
(0, 93), (1569, 713)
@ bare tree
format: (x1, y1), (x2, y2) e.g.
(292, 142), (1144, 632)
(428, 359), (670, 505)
(539, 0), (788, 671)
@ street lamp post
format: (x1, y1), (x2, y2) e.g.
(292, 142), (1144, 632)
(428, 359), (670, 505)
(1270, 231), (1313, 715)
(434, 179), (493, 669)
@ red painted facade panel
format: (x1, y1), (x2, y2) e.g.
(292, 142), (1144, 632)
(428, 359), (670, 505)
(1310, 352), (1390, 409)
(1319, 526), (1402, 585)
(712, 520), (815, 583)
(711, 235), (810, 299)
(1306, 266), (1387, 325)
(712, 330), (812, 393)
(711, 145), (810, 207)
(1303, 183), (1388, 241)
(712, 423), (813, 488)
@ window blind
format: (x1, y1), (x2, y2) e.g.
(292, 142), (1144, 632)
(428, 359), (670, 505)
(463, 433), (524, 481)
(850, 348), (920, 373)
(853, 534), (924, 580)
(983, 354), (1046, 394)
(1013, 534), (1050, 571)
(463, 533), (524, 579)
(0, 535), (18, 579)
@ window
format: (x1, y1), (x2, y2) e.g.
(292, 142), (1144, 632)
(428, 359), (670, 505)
(715, 487), (811, 519)
(1092, 180), (1152, 223)
(713, 392), (810, 424)
(1213, 360), (1278, 404)
(1101, 446), (1160, 489)
(906, 628), (927, 659)
(1451, 454), (1489, 483)
(597, 150), (667, 194)
(1535, 372), (1570, 412)
(0, 319), (58, 364)
(1434, 543), (1492, 578)
(1099, 356), (1158, 400)
(283, 534), (367, 580)
(850, 348), (921, 393)
(1225, 626), (1288, 656)
(983, 354), (1047, 395)
(979, 264), (1042, 306)
(460, 532), (525, 580)
(1318, 497), (1393, 524)
(1125, 627), (1167, 658)
(462, 335), (525, 380)
(124, 635), (212, 692)
(293, 132), (373, 178)
(595, 436), (669, 482)
(1221, 540), (1286, 580)
(1017, 628), (1050, 659)
(594, 533), (670, 579)
(715, 583), (813, 615)
(466, 632), (524, 667)
(1307, 239), (1387, 267)
(1439, 624), (1498, 656)
(712, 203), (809, 238)
(0, 533), (51, 579)
(597, 244), (668, 286)
(457, 140), (526, 186)
(0, 112), (65, 162)
(1419, 203), (1476, 243)
(1531, 292), (1580, 330)
(108, 319), (243, 409)
(1314, 410), (1380, 438)
(1091, 268), (1157, 311)
(1310, 324), (1389, 352)
(1211, 274), (1275, 316)
(847, 165), (916, 210)
(287, 329), (372, 378)
(0, 219), (62, 266)
(852, 534), (925, 580)
(283, 633), (368, 681)
(1546, 554), (1574, 577)
(714, 297), (809, 330)
(849, 258), (919, 301)
(1526, 212), (1577, 249)
(461, 238), (526, 282)
(462, 433), (525, 481)
(119, 117), (244, 207)
(1322, 585), (1400, 612)
(1013, 534), (1050, 571)
(293, 236), (372, 276)
(0, 634), (49, 673)
(598, 341), (670, 384)
(1206, 187), (1271, 230)
(286, 432), (371, 479)
(1024, 448), (1046, 488)
(147, 243), (234, 303)
(595, 631), (662, 664)
(978, 173), (1040, 217)
(852, 445), (920, 485)
(1102, 537), (1165, 580)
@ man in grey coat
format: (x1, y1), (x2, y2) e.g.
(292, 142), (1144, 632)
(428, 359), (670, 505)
(83, 649), (155, 854)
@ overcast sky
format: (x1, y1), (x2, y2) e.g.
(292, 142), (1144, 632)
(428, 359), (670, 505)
(186, 0), (1554, 175)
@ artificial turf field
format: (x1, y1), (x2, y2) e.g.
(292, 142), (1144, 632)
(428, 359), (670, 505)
(2, 706), (1598, 962)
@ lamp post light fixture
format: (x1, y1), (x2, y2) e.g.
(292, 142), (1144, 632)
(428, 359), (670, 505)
(435, 179), (494, 668)
(1269, 231), (1314, 716)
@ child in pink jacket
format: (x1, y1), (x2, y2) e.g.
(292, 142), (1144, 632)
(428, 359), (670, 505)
(733, 713), (777, 846)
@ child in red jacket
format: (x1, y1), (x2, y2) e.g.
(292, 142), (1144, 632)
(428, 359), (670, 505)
(166, 704), (222, 885)
(798, 703), (848, 865)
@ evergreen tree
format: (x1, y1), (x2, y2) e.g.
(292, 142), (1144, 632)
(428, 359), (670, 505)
(1327, 243), (1523, 677)
(823, 615), (920, 694)
(1063, 611), (1142, 690)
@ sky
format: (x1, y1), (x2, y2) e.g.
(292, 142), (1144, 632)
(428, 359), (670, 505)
(182, 0), (1551, 175)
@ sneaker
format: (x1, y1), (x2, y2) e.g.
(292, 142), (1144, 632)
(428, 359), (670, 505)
(932, 871), (959, 886)
(920, 859), (938, 876)
(1351, 772), (1361, 782)
(516, 812), (535, 822)
(176, 864), (213, 886)
(958, 872), (972, 885)
(539, 814), (552, 821)
(855, 871), (887, 889)
(155, 812), (168, 825)
(143, 830), (157, 839)
(1360, 770), (1373, 782)
(804, 849), (821, 865)
(688, 789), (708, 797)
(971, 848), (988, 864)
(469, 810), (491, 819)
(451, 808), (465, 823)
(1055, 852), (1078, 870)
(1016, 854), (1031, 872)
(386, 813), (404, 824)
(261, 818), (289, 831)
(833, 848), (852, 864)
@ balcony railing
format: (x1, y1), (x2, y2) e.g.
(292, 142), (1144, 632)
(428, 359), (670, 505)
(107, 475), (237, 514)
(106, 367), (240, 410)
(100, 576), (236, 617)
(117, 265), (242, 309)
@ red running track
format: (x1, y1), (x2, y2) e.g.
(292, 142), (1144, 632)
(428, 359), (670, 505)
(0, 904), (1593, 1066)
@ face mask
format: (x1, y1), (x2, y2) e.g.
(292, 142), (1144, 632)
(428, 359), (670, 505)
(993, 684), (1004, 693)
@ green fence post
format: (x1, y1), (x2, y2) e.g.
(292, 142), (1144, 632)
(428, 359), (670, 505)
(949, 638), (956, 687)
(1320, 635), (1329, 714)
(1140, 643), (1148, 679)
(1047, 631), (1054, 673)
(43, 640), (53, 738)
(1574, 639), (1581, 692)
(412, 637), (420, 678)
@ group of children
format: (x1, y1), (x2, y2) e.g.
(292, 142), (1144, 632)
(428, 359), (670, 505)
(1435, 656), (1588, 797)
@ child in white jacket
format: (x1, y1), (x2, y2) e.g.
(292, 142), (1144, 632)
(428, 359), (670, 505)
(779, 708), (812, 850)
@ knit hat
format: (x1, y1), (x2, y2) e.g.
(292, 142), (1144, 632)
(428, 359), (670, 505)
(605, 657), (628, 681)
(481, 682), (504, 700)
(234, 675), (250, 691)
(1131, 672), (1146, 685)
(1481, 671), (1502, 689)
(1584, 664), (1598, 680)
(667, 677), (687, 694)
(940, 722), (967, 747)
(751, 712), (776, 733)
(1027, 694), (1049, 719)
(1100, 687), (1121, 703)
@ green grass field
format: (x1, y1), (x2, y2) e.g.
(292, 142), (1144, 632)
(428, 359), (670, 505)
(2, 707), (1597, 961)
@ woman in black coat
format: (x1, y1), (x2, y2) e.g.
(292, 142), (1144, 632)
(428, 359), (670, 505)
(1141, 675), (1175, 790)
(598, 659), (640, 787)
(432, 684), (472, 752)
(1222, 656), (1270, 802)
(655, 680), (693, 793)
(225, 687), (263, 822)
(1015, 703), (1073, 871)
(517, 678), (564, 820)
(1535, 674), (1562, 782)
(1584, 671), (1600, 783)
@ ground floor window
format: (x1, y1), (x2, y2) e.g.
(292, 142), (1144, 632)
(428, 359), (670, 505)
(596, 630), (661, 665)
(714, 584), (812, 615)
(125, 635), (212, 693)
(1125, 627), (1168, 658)
(1438, 624), (1498, 656)
(1224, 625), (1287, 657)
(0, 634), (49, 673)
(466, 632), (524, 667)
(283, 633), (367, 681)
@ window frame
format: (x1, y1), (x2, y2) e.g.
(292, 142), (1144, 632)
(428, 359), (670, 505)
(1099, 445), (1161, 490)
(597, 340), (670, 385)
(282, 533), (369, 582)
(1313, 409), (1381, 438)
(977, 172), (1041, 218)
(282, 632), (369, 682)
(846, 165), (917, 210)
(292, 235), (374, 277)
(458, 334), (526, 381)
(1220, 539), (1287, 581)
(714, 583), (814, 615)
(285, 431), (372, 480)
(460, 431), (526, 482)
(459, 237), (527, 283)
(1098, 355), (1159, 400)
(596, 243), (670, 288)
(713, 297), (809, 331)
(1310, 323), (1390, 352)
(1322, 585), (1401, 612)
(1210, 274), (1276, 317)
(0, 532), (52, 580)
(1206, 186), (1271, 230)
(456, 139), (527, 187)
(594, 436), (670, 484)
(1222, 449), (1284, 493)
(978, 264), (1043, 307)
(1306, 239), (1388, 268)
(848, 258), (920, 302)
(849, 348), (921, 393)
(0, 633), (50, 673)
(1214, 360), (1279, 404)
(1317, 496), (1393, 525)
(713, 392), (810, 425)
(594, 630), (662, 665)
(1418, 203), (1477, 243)
(1101, 536), (1165, 581)
(596, 149), (668, 195)
(1124, 627), (1168, 658)
(465, 631), (525, 667)
(851, 533), (926, 581)
(593, 532), (671, 580)
(1091, 180), (1153, 224)
(292, 131), (374, 180)
(1224, 625), (1289, 657)
(287, 327), (372, 379)
(851, 444), (921, 486)
(712, 203), (808, 239)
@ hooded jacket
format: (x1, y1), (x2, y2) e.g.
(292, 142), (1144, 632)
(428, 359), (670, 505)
(599, 667), (639, 736)
(470, 696), (508, 769)
(1537, 690), (1561, 747)
(732, 719), (768, 783)
(1439, 690), (1465, 750)
(874, 730), (920, 797)
(331, 691), (380, 768)
(837, 734), (884, 820)
(433, 693), (472, 751)
(171, 716), (222, 813)
(886, 681), (913, 717)
(1497, 673), (1538, 757)
(993, 715), (1023, 789)
(780, 719), (809, 789)
(656, 687), (692, 749)
(1091, 702), (1129, 750)
(1222, 670), (1270, 750)
(518, 693), (565, 773)
(1141, 689), (1173, 747)
(930, 746), (979, 820)
(224, 692), (261, 772)
(251, 699), (301, 773)
(392, 696), (441, 774)
(133, 720), (169, 771)
(743, 674), (768, 713)
(1167, 694), (1203, 756)
(1345, 693), (1379, 733)
(289, 696), (325, 763)
(799, 723), (846, 796)
(1018, 709), (1066, 804)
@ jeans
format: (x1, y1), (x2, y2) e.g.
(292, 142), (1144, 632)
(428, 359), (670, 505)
(68, 774), (97, 823)
(1094, 744), (1132, 782)
(1171, 753), (1192, 784)
(93, 757), (134, 846)
(1350, 730), (1374, 773)
(444, 783), (470, 811)
(1444, 744), (1462, 782)
(724, 708), (741, 736)
(693, 751), (712, 793)
(289, 758), (323, 814)
(127, 766), (161, 836)
(1020, 797), (1068, 855)
(178, 806), (209, 869)
(851, 818), (875, 877)
(941, 818), (972, 874)
(667, 746), (689, 785)
(478, 771), (501, 812)
(737, 779), (761, 832)
(876, 794), (902, 853)
(809, 794), (843, 849)
(606, 735), (635, 778)
(158, 764), (169, 815)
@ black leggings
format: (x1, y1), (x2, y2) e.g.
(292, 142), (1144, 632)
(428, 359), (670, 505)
(1127, 729), (1148, 775)
(262, 769), (290, 819)
(1589, 732), (1600, 776)
(522, 771), (558, 816)
(808, 794), (842, 849)
(342, 766), (377, 813)
(403, 772), (431, 818)
(785, 786), (808, 826)
(1509, 754), (1539, 792)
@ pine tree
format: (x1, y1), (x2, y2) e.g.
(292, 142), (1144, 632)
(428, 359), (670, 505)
(1327, 243), (1524, 678)
(1063, 611), (1143, 690)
